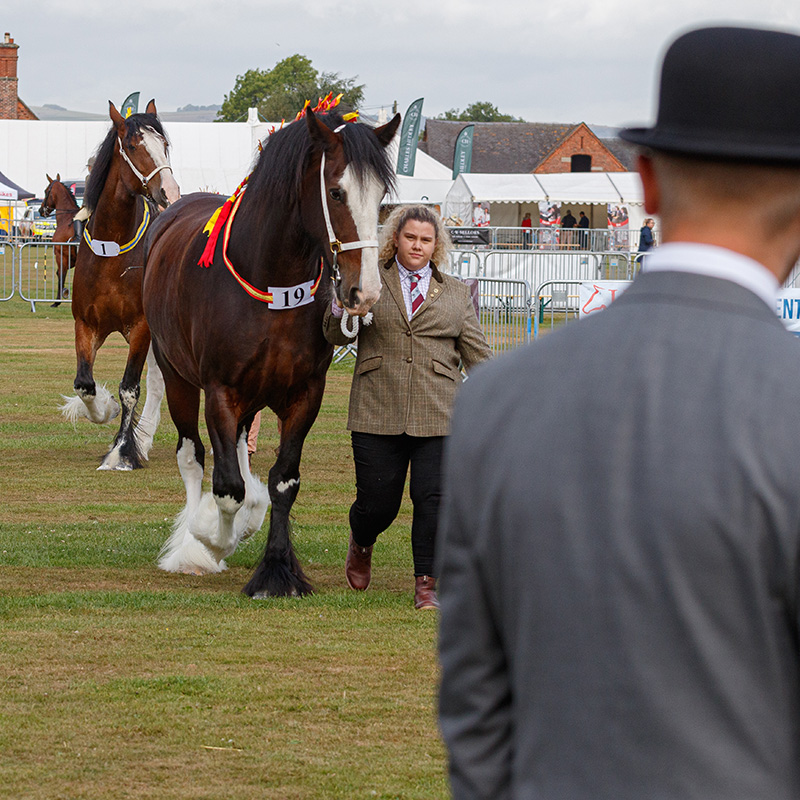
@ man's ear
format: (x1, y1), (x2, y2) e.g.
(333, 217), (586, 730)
(638, 153), (661, 215)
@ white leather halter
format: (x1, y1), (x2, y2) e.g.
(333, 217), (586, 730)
(117, 135), (174, 191)
(319, 147), (379, 258)
(319, 126), (378, 339)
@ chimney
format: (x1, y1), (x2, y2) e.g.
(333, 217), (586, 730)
(0, 31), (20, 119)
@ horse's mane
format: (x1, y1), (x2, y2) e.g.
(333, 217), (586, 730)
(247, 111), (397, 204)
(84, 112), (169, 214)
(57, 181), (79, 210)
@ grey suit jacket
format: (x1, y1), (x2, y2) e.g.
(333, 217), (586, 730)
(438, 270), (800, 799)
(323, 260), (491, 436)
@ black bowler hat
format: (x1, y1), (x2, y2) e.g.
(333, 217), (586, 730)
(620, 26), (800, 162)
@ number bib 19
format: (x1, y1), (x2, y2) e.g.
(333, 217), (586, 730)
(267, 279), (316, 310)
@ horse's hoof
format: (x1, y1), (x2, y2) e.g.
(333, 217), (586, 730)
(96, 461), (134, 472)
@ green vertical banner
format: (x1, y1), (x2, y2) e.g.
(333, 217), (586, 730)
(396, 98), (424, 176)
(120, 92), (140, 118)
(452, 124), (474, 179)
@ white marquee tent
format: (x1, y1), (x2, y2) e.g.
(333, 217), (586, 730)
(443, 172), (645, 228)
(0, 115), (451, 203)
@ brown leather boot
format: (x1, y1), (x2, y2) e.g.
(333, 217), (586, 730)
(414, 575), (439, 610)
(345, 533), (373, 591)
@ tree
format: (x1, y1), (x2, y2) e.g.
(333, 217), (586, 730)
(436, 101), (524, 123)
(216, 54), (365, 122)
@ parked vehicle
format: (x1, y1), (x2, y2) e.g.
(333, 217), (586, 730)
(18, 202), (58, 240)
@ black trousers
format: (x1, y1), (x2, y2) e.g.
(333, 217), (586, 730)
(349, 432), (445, 577)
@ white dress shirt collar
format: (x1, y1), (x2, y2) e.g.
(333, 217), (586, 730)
(395, 258), (431, 279)
(642, 243), (779, 309)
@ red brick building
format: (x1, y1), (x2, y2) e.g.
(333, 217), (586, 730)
(420, 119), (635, 174)
(0, 33), (37, 120)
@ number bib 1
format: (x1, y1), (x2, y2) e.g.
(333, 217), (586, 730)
(89, 239), (121, 257)
(267, 279), (316, 310)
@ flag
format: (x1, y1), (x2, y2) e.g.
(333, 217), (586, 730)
(452, 124), (474, 179)
(121, 92), (140, 118)
(396, 98), (424, 176)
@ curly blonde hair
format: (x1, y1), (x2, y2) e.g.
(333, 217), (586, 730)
(379, 205), (452, 266)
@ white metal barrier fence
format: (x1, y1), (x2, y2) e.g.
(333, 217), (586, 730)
(0, 241), (79, 310)
(17, 241), (79, 310)
(534, 280), (585, 338)
(0, 238), (13, 301)
(474, 277), (531, 353)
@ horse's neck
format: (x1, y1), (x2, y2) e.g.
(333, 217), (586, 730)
(91, 166), (142, 238)
(55, 185), (78, 212)
(230, 197), (318, 282)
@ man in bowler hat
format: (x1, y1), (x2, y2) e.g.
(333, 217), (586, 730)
(438, 26), (800, 800)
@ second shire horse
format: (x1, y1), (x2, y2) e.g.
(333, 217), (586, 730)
(143, 107), (399, 597)
(59, 100), (180, 470)
(39, 174), (79, 307)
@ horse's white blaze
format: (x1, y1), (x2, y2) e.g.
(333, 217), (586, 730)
(340, 164), (383, 305)
(142, 127), (180, 205)
(276, 478), (299, 494)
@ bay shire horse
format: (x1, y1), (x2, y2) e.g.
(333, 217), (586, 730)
(143, 108), (399, 597)
(60, 100), (180, 470)
(39, 174), (79, 306)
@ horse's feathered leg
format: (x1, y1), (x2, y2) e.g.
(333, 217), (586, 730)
(60, 321), (120, 425)
(156, 362), (221, 575)
(243, 375), (327, 598)
(133, 345), (164, 461)
(100, 322), (151, 471)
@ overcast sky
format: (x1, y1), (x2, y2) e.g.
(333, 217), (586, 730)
(6, 1), (800, 127)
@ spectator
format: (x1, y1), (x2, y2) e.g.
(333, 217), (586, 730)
(439, 26), (800, 800)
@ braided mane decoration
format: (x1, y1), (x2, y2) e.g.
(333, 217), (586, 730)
(198, 93), (358, 268)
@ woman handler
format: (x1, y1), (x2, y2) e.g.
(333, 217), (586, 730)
(323, 205), (491, 609)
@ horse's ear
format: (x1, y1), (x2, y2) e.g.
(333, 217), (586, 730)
(145, 99), (157, 116)
(374, 114), (401, 148)
(109, 101), (126, 135)
(56, 172), (61, 182)
(46, 173), (53, 184)
(306, 107), (338, 151)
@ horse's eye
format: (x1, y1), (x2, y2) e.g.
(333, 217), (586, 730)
(329, 188), (344, 202)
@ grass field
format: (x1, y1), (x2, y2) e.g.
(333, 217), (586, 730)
(0, 296), (447, 800)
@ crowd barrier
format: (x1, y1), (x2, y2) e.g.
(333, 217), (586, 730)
(0, 239), (79, 310)
(17, 241), (78, 310)
(0, 239), (13, 301)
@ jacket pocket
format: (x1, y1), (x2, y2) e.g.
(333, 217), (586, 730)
(356, 355), (383, 375)
(432, 359), (457, 381)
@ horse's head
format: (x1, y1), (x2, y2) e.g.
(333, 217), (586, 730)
(39, 173), (60, 217)
(304, 109), (400, 316)
(109, 99), (181, 209)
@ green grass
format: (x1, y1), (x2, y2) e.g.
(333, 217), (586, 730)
(0, 296), (446, 800)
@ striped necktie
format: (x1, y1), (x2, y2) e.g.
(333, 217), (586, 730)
(410, 272), (423, 315)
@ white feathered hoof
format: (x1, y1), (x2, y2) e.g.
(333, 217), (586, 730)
(59, 385), (120, 425)
(97, 447), (135, 472)
(235, 474), (270, 542)
(157, 494), (229, 575)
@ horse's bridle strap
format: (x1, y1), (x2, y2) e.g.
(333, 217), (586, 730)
(118, 136), (173, 189)
(319, 151), (378, 254)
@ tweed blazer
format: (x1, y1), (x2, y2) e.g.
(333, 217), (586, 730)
(439, 270), (800, 799)
(323, 259), (491, 436)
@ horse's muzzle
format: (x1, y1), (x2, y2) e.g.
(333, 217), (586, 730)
(343, 284), (381, 317)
